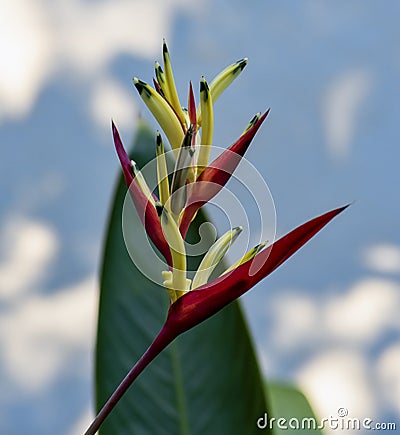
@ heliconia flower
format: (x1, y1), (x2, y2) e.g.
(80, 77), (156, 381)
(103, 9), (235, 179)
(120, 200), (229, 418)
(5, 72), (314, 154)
(85, 41), (348, 435)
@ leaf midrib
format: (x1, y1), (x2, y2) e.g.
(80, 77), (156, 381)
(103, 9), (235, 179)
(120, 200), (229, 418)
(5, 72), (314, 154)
(169, 340), (191, 435)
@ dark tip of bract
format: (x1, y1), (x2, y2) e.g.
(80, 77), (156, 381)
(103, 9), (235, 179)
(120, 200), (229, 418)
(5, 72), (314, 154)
(238, 58), (248, 70)
(155, 203), (164, 217)
(340, 202), (353, 211)
(246, 108), (270, 132)
(232, 58), (248, 75)
(162, 39), (168, 58)
(133, 79), (144, 95)
(183, 124), (195, 150)
(199, 78), (208, 93)
(133, 78), (152, 98)
(155, 62), (163, 74)
(156, 132), (163, 147)
(249, 113), (260, 125)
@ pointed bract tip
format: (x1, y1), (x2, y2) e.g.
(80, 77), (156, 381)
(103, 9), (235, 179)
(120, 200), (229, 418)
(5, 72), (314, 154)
(231, 58), (248, 75)
(338, 203), (352, 212)
(242, 108), (270, 137)
(188, 81), (195, 105)
(200, 78), (210, 100)
(232, 226), (243, 240)
(258, 241), (268, 250)
(162, 39), (169, 56)
(323, 203), (352, 217)
(200, 77), (209, 92)
(133, 78), (151, 98)
(133, 77), (145, 87)
(257, 108), (270, 124)
(250, 113), (261, 124)
(133, 77), (142, 93)
(238, 58), (248, 69)
(188, 81), (197, 128)
(111, 121), (132, 178)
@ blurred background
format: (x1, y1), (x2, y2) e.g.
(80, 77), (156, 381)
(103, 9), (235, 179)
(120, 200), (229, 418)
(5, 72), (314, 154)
(1, 1), (399, 434)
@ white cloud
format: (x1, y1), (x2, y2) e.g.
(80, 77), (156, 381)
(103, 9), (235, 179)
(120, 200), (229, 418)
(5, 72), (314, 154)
(0, 0), (200, 121)
(264, 278), (400, 354)
(269, 293), (320, 350)
(0, 216), (59, 301)
(323, 69), (372, 159)
(54, 0), (187, 74)
(324, 278), (400, 345)
(376, 344), (400, 415)
(90, 77), (138, 132)
(297, 349), (376, 432)
(0, 275), (97, 393)
(261, 278), (400, 433)
(363, 244), (400, 274)
(0, 0), (53, 119)
(0, 215), (96, 395)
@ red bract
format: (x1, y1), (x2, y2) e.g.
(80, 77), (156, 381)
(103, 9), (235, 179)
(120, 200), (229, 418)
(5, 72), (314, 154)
(168, 204), (348, 333)
(179, 109), (269, 237)
(112, 121), (172, 267)
(188, 81), (197, 130)
(85, 205), (348, 435)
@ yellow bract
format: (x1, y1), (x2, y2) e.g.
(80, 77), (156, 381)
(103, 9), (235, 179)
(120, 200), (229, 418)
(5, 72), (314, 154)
(196, 78), (214, 175)
(197, 58), (248, 125)
(158, 204), (190, 300)
(221, 241), (267, 276)
(162, 40), (186, 127)
(191, 226), (242, 290)
(133, 78), (184, 151)
(155, 133), (170, 206)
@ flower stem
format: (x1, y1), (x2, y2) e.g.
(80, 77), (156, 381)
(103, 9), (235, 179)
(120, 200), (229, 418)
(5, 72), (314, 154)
(84, 326), (175, 435)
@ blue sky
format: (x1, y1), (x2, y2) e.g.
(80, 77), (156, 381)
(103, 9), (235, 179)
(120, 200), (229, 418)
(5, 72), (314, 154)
(0, 1), (399, 434)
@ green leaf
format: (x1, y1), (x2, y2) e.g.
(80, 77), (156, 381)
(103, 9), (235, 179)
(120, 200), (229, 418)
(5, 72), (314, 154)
(96, 120), (270, 434)
(264, 382), (323, 434)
